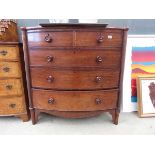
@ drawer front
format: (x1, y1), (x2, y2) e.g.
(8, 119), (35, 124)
(31, 68), (119, 90)
(0, 97), (26, 115)
(0, 46), (19, 60)
(32, 89), (118, 111)
(29, 49), (121, 68)
(0, 79), (22, 97)
(76, 30), (123, 47)
(0, 62), (21, 78)
(28, 31), (73, 47)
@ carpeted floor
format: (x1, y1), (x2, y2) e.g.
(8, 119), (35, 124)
(0, 112), (155, 135)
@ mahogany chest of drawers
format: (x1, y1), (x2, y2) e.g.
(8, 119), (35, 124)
(21, 24), (128, 125)
(0, 42), (29, 121)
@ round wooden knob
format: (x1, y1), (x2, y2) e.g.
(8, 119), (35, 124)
(44, 34), (52, 43)
(97, 36), (104, 43)
(47, 76), (54, 83)
(95, 98), (102, 104)
(47, 56), (54, 63)
(96, 76), (102, 82)
(48, 98), (55, 104)
(96, 56), (103, 63)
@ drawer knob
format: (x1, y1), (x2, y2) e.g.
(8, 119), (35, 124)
(96, 76), (103, 82)
(95, 98), (102, 104)
(96, 56), (103, 63)
(0, 50), (8, 56)
(47, 56), (54, 63)
(3, 67), (10, 72)
(97, 36), (104, 43)
(9, 103), (16, 108)
(6, 85), (13, 90)
(47, 76), (54, 83)
(44, 34), (52, 43)
(48, 98), (55, 104)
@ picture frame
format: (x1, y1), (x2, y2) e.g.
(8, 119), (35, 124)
(137, 76), (155, 117)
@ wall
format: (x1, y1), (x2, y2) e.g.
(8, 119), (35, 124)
(98, 19), (155, 34)
(17, 19), (155, 42)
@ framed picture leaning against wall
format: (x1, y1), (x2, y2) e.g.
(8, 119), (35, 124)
(137, 76), (155, 117)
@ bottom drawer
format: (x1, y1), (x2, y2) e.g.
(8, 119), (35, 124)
(0, 97), (26, 115)
(32, 89), (118, 111)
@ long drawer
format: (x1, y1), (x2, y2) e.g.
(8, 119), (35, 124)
(29, 49), (121, 68)
(32, 89), (118, 111)
(0, 96), (26, 115)
(0, 62), (21, 78)
(30, 68), (119, 90)
(0, 79), (22, 97)
(0, 46), (19, 61)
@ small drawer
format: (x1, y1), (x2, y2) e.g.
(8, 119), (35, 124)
(28, 31), (73, 47)
(76, 30), (123, 47)
(31, 68), (120, 90)
(0, 62), (21, 78)
(0, 46), (19, 61)
(29, 49), (121, 68)
(0, 96), (26, 115)
(0, 79), (22, 97)
(32, 89), (118, 111)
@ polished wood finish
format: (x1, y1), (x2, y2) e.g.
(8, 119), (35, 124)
(29, 49), (121, 68)
(35, 110), (103, 120)
(0, 43), (30, 121)
(31, 68), (119, 90)
(27, 30), (122, 48)
(16, 113), (30, 122)
(75, 30), (123, 47)
(0, 62), (21, 77)
(0, 79), (22, 96)
(0, 20), (18, 42)
(0, 97), (25, 115)
(28, 32), (73, 47)
(21, 24), (128, 125)
(0, 46), (19, 60)
(32, 89), (118, 111)
(39, 23), (108, 28)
